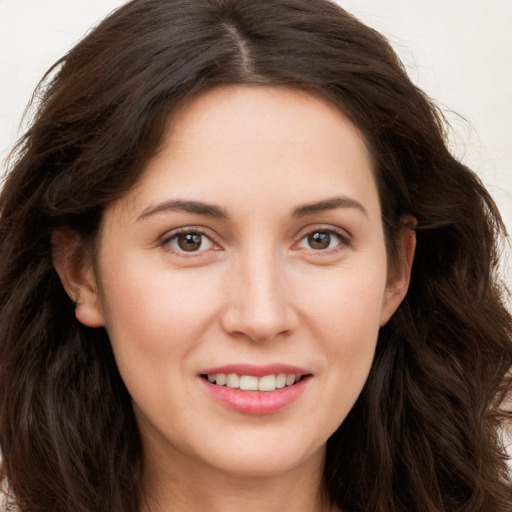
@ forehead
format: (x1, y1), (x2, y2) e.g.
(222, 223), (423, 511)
(165, 85), (371, 174)
(110, 85), (379, 222)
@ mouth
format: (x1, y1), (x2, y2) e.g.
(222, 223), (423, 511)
(200, 372), (310, 392)
(199, 365), (312, 414)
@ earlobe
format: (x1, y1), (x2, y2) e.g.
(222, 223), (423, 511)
(51, 230), (105, 328)
(380, 218), (417, 326)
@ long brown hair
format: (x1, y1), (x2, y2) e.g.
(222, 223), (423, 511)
(1, 1), (511, 510)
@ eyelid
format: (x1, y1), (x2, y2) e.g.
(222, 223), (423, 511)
(293, 225), (353, 251)
(159, 226), (222, 255)
(158, 224), (352, 256)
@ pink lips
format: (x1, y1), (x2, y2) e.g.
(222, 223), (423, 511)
(199, 364), (311, 415)
(201, 363), (309, 377)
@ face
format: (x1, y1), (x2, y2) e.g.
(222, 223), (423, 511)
(61, 86), (412, 481)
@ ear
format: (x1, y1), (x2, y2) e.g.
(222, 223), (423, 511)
(379, 216), (416, 326)
(52, 229), (105, 328)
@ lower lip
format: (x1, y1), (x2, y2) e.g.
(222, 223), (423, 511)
(200, 377), (310, 415)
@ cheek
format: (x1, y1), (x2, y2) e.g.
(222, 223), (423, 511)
(319, 284), (382, 378)
(316, 295), (382, 433)
(98, 259), (223, 359)
(297, 258), (387, 400)
(299, 257), (388, 338)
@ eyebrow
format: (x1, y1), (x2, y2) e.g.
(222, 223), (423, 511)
(137, 195), (368, 221)
(292, 196), (368, 218)
(138, 200), (228, 221)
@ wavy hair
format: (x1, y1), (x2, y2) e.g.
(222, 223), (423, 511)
(1, 0), (511, 510)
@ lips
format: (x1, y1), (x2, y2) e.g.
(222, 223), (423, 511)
(204, 372), (303, 391)
(199, 364), (311, 414)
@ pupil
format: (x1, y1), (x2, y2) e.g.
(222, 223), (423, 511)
(178, 232), (202, 251)
(309, 232), (330, 249)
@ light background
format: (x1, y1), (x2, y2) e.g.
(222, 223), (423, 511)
(1, 0), (511, 292)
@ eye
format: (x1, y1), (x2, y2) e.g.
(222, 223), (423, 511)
(297, 229), (346, 251)
(165, 230), (215, 253)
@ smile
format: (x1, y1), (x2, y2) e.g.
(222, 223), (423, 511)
(203, 373), (305, 391)
(199, 365), (312, 414)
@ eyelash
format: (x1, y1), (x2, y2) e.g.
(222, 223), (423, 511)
(160, 227), (220, 257)
(159, 226), (351, 256)
(295, 226), (351, 253)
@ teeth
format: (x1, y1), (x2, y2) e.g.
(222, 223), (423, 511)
(240, 375), (258, 390)
(258, 374), (276, 391)
(286, 374), (296, 386)
(226, 373), (240, 389)
(276, 373), (287, 389)
(205, 373), (303, 391)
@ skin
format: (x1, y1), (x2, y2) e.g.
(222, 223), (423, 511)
(54, 86), (415, 512)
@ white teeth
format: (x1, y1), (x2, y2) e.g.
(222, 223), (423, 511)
(275, 373), (287, 389)
(258, 374), (276, 391)
(240, 375), (259, 391)
(226, 373), (240, 388)
(206, 372), (303, 391)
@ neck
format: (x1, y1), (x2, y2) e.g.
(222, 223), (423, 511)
(140, 440), (331, 512)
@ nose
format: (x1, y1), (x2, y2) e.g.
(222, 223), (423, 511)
(220, 250), (298, 342)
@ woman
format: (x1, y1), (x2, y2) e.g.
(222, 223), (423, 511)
(0, 0), (511, 511)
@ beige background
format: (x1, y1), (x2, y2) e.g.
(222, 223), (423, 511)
(1, 0), (511, 293)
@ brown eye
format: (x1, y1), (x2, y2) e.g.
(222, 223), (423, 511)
(178, 232), (202, 251)
(167, 231), (214, 252)
(308, 232), (331, 249)
(297, 230), (345, 251)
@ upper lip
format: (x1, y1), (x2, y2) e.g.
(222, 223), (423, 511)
(199, 363), (311, 377)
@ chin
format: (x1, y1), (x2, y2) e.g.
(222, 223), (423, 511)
(193, 429), (327, 479)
